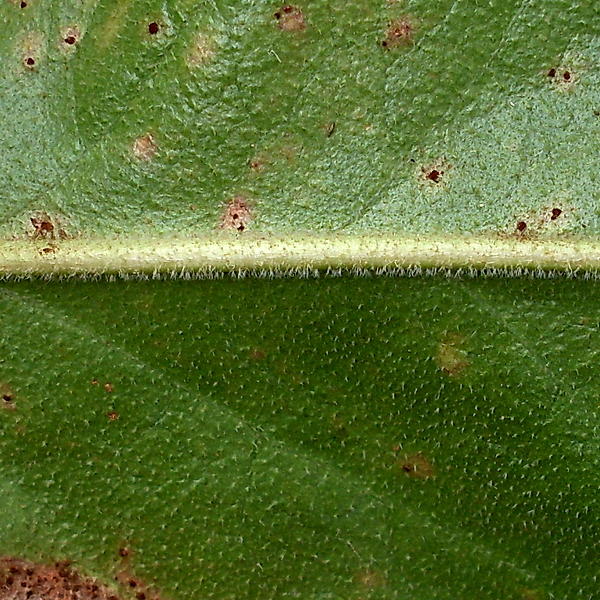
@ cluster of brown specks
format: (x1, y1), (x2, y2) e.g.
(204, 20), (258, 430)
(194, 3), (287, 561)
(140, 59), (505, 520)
(0, 558), (119, 600)
(547, 66), (577, 90)
(514, 205), (569, 237)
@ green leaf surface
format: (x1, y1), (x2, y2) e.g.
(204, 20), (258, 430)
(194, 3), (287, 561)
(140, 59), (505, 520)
(2, 1), (600, 599)
(0, 276), (599, 599)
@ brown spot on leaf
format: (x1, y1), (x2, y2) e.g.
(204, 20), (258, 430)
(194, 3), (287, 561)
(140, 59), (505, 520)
(325, 122), (336, 137)
(148, 22), (159, 35)
(132, 133), (157, 161)
(60, 27), (80, 50)
(516, 220), (527, 232)
(400, 452), (435, 479)
(437, 334), (469, 376)
(28, 212), (68, 240)
(114, 571), (162, 600)
(419, 161), (449, 186)
(0, 558), (120, 600)
(274, 5), (306, 32)
(104, 383), (113, 393)
(219, 195), (252, 232)
(107, 411), (119, 421)
(91, 379), (100, 385)
(426, 169), (441, 183)
(19, 32), (45, 70)
(548, 64), (577, 90)
(20, 1), (27, 8)
(551, 208), (562, 220)
(382, 16), (417, 49)
(0, 384), (15, 412)
(31, 216), (53, 236)
(249, 154), (269, 174)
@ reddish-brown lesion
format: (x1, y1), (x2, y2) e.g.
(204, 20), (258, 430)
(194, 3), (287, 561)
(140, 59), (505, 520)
(382, 16), (417, 49)
(274, 5), (306, 32)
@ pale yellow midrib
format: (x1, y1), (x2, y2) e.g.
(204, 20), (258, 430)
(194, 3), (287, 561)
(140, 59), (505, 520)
(1, 234), (599, 275)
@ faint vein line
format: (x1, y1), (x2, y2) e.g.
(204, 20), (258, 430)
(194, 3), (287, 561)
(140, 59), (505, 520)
(462, 283), (566, 398)
(0, 285), (542, 582)
(483, 0), (533, 71)
(357, 0), (474, 232)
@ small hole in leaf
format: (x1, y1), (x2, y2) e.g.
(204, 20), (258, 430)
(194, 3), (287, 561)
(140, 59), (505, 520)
(64, 36), (76, 45)
(547, 68), (556, 77)
(148, 22), (159, 35)
(516, 221), (527, 232)
(563, 71), (571, 81)
(551, 208), (562, 220)
(25, 57), (35, 66)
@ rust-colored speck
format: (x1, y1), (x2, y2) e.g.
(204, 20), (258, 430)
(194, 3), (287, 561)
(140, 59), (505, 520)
(516, 221), (527, 232)
(104, 383), (114, 393)
(551, 208), (562, 220)
(148, 22), (159, 35)
(547, 68), (556, 77)
(563, 71), (571, 81)
(60, 27), (80, 48)
(107, 411), (119, 421)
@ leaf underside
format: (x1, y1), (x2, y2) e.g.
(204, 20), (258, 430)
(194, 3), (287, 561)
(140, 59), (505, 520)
(2, 0), (600, 272)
